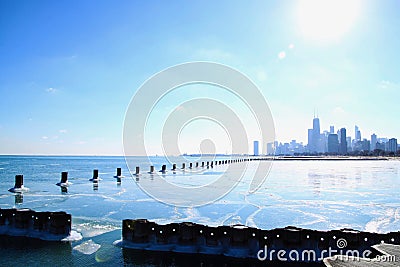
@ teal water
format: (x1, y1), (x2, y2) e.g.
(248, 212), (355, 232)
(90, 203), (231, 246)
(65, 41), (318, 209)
(0, 156), (399, 266)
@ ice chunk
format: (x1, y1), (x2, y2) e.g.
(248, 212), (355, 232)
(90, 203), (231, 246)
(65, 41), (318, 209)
(73, 239), (101, 255)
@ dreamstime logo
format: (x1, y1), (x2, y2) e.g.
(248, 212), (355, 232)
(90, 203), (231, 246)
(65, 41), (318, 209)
(336, 238), (347, 249)
(257, 238), (396, 263)
(123, 62), (275, 207)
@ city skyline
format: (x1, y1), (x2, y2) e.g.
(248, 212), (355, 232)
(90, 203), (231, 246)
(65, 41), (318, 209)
(267, 114), (399, 156)
(1, 1), (400, 155)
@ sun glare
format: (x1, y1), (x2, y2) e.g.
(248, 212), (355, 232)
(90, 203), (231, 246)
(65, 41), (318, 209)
(297, 0), (361, 43)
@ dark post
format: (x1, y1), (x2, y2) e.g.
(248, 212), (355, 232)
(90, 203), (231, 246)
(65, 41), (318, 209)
(150, 166), (155, 173)
(15, 175), (23, 188)
(196, 162), (199, 168)
(172, 164), (176, 171)
(160, 165), (167, 173)
(135, 166), (140, 175)
(117, 168), (122, 177)
(182, 163), (186, 169)
(61, 172), (68, 184)
(93, 169), (99, 180)
(189, 163), (192, 169)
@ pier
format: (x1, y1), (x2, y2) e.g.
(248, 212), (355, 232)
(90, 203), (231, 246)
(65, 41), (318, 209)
(0, 208), (72, 241)
(118, 219), (400, 263)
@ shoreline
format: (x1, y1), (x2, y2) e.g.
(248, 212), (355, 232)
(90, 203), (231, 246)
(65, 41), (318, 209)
(271, 156), (392, 161)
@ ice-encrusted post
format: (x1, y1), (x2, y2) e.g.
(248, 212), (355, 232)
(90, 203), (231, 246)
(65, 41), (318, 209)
(61, 172), (68, 183)
(160, 165), (167, 173)
(149, 166), (155, 173)
(15, 174), (23, 188)
(90, 169), (100, 182)
(9, 175), (29, 193)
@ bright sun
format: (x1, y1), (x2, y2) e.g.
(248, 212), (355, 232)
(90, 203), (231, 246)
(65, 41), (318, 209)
(297, 0), (361, 43)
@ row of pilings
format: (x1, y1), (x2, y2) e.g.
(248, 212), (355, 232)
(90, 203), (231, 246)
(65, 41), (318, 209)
(0, 208), (71, 240)
(120, 219), (400, 262)
(7, 156), (271, 192)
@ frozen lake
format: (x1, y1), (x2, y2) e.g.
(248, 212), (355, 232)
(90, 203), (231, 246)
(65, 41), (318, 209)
(0, 156), (399, 266)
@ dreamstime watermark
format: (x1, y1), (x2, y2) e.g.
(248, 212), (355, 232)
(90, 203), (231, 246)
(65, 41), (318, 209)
(123, 62), (275, 207)
(257, 238), (397, 263)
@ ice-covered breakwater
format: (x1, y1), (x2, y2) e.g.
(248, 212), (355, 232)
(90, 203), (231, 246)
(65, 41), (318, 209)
(117, 219), (400, 262)
(0, 208), (79, 241)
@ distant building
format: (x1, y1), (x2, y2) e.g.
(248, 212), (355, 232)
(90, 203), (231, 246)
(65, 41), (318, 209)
(353, 141), (362, 151)
(371, 134), (377, 151)
(361, 139), (370, 151)
(307, 116), (323, 153)
(376, 142), (385, 151)
(346, 137), (352, 152)
(339, 128), (347, 154)
(307, 129), (313, 152)
(266, 142), (275, 155)
(253, 141), (259, 156)
(330, 126), (334, 134)
(378, 137), (388, 144)
(388, 138), (398, 153)
(355, 125), (361, 141)
(327, 134), (339, 153)
(320, 131), (328, 153)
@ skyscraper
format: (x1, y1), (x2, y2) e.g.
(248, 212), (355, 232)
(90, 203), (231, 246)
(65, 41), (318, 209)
(313, 117), (320, 137)
(346, 137), (352, 152)
(307, 129), (313, 152)
(308, 116), (321, 153)
(355, 125), (361, 141)
(253, 141), (259, 156)
(388, 138), (398, 153)
(339, 128), (347, 154)
(327, 134), (339, 153)
(371, 134), (377, 151)
(330, 126), (334, 134)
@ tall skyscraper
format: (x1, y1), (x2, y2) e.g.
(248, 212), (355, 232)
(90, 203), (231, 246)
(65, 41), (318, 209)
(371, 134), (377, 151)
(355, 125), (361, 141)
(253, 141), (259, 156)
(308, 116), (322, 153)
(339, 128), (347, 154)
(330, 126), (334, 134)
(388, 138), (398, 153)
(313, 117), (320, 136)
(327, 134), (339, 153)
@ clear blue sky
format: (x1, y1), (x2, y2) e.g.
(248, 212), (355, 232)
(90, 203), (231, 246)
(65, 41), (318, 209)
(0, 0), (399, 155)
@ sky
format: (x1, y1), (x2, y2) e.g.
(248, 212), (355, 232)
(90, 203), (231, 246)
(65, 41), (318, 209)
(0, 0), (399, 155)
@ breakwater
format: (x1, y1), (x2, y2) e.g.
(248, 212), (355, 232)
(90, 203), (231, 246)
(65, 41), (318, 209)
(118, 219), (400, 262)
(0, 208), (75, 241)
